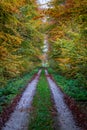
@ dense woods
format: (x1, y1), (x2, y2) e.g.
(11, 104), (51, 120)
(0, 0), (87, 103)
(0, 0), (43, 87)
(45, 0), (87, 89)
(0, 0), (87, 129)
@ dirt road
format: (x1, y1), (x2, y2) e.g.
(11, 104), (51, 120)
(2, 70), (41, 130)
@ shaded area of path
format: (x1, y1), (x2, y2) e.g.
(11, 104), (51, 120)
(45, 70), (81, 130)
(2, 70), (41, 130)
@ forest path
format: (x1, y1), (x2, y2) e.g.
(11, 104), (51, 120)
(45, 70), (82, 130)
(2, 70), (41, 130)
(2, 69), (82, 130)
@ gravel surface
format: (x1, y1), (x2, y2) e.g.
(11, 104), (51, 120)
(2, 70), (41, 130)
(45, 70), (82, 130)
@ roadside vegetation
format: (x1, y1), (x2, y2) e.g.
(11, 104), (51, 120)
(0, 0), (43, 116)
(0, 69), (38, 113)
(0, 0), (43, 88)
(48, 68), (87, 101)
(28, 70), (54, 130)
(46, 0), (87, 91)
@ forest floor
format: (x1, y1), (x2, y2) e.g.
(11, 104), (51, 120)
(0, 69), (87, 130)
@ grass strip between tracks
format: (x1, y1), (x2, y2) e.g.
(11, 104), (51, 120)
(28, 70), (54, 130)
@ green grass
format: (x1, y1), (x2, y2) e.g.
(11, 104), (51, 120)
(0, 68), (38, 113)
(48, 68), (87, 101)
(28, 70), (54, 130)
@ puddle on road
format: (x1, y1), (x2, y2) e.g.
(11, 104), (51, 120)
(45, 70), (81, 130)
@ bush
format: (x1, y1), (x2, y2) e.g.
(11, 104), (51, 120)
(48, 68), (87, 101)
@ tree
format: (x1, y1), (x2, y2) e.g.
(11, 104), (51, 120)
(0, 0), (44, 87)
(46, 0), (87, 87)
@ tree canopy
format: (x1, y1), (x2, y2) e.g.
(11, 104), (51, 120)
(0, 0), (87, 88)
(0, 0), (44, 87)
(45, 0), (87, 87)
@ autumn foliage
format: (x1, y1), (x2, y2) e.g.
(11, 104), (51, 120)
(0, 0), (43, 87)
(45, 0), (87, 88)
